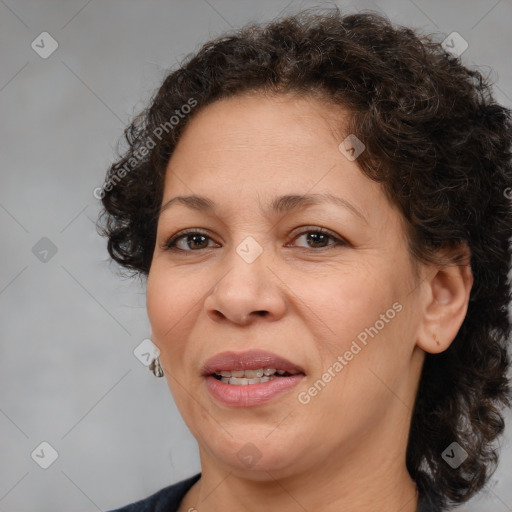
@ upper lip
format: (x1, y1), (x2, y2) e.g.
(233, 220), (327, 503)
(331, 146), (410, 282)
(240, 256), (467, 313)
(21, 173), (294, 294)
(202, 349), (306, 376)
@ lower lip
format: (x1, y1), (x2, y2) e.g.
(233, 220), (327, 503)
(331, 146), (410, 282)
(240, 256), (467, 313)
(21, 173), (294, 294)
(205, 374), (305, 407)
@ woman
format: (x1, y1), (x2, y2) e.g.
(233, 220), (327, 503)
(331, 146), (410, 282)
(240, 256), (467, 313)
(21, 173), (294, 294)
(97, 7), (512, 512)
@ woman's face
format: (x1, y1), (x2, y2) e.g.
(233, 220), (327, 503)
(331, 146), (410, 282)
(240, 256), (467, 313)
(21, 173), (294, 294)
(146, 93), (427, 479)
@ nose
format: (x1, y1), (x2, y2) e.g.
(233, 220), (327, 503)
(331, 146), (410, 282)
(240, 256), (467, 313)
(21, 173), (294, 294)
(204, 247), (287, 326)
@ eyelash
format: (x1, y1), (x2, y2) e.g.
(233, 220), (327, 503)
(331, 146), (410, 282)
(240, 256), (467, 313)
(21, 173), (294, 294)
(163, 226), (347, 253)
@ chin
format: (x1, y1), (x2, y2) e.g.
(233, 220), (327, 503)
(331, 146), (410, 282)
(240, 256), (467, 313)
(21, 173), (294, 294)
(202, 432), (306, 477)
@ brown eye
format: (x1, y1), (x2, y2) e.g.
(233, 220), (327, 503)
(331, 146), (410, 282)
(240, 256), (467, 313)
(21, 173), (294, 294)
(165, 230), (216, 251)
(164, 226), (346, 253)
(290, 227), (346, 250)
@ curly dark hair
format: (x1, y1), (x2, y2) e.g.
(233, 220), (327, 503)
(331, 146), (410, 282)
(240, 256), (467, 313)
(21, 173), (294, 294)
(97, 6), (512, 510)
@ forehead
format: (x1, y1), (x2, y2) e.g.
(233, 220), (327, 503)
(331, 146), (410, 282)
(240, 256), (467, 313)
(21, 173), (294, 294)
(165, 93), (359, 188)
(175, 92), (349, 152)
(161, 93), (395, 228)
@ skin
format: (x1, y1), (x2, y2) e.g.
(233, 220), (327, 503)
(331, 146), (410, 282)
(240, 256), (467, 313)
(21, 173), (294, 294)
(146, 92), (473, 512)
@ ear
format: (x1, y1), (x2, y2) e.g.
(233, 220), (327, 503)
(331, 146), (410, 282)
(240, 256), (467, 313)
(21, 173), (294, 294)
(416, 245), (474, 354)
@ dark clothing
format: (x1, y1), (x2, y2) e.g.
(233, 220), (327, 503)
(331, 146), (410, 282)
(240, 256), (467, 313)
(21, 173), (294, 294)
(107, 472), (441, 511)
(107, 474), (201, 512)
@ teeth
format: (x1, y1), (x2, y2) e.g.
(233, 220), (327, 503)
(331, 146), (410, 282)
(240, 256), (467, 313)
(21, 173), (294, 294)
(213, 368), (302, 385)
(221, 375), (276, 385)
(244, 369), (264, 378)
(215, 368), (282, 378)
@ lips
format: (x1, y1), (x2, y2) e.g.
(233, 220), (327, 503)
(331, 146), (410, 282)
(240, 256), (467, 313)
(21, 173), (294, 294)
(201, 349), (306, 376)
(202, 349), (306, 407)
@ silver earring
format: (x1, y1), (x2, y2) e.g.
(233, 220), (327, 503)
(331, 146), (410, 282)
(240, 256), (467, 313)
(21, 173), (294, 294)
(149, 357), (164, 377)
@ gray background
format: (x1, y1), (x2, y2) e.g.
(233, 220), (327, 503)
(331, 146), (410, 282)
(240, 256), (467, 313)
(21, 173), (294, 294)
(1, 0), (511, 511)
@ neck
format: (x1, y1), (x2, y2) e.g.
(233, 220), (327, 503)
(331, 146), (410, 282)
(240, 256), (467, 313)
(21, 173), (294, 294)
(180, 436), (419, 512)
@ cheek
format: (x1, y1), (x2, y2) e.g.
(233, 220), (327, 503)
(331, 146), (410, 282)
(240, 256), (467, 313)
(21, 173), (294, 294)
(146, 271), (202, 413)
(301, 308), (413, 435)
(290, 263), (399, 343)
(146, 268), (199, 354)
(308, 295), (417, 418)
(294, 264), (415, 404)
(146, 275), (170, 339)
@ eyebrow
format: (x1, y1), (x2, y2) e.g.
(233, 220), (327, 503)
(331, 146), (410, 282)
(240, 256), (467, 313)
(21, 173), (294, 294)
(159, 192), (368, 224)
